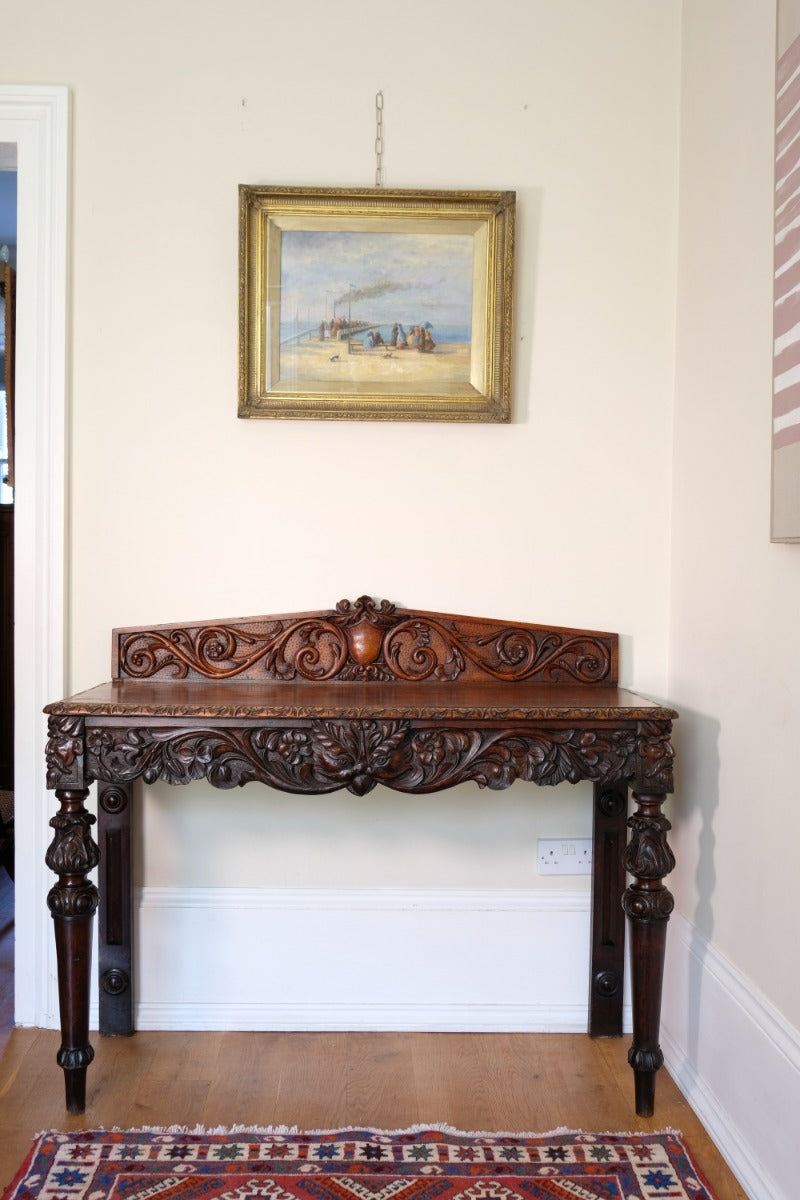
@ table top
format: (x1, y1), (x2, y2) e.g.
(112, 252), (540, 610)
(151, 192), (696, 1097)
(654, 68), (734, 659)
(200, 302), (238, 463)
(45, 679), (677, 723)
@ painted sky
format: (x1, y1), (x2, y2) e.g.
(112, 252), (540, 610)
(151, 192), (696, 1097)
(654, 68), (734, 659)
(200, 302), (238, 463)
(280, 230), (474, 326)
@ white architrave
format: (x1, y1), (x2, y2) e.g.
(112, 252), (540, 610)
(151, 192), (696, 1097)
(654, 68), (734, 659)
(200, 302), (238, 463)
(0, 85), (69, 1026)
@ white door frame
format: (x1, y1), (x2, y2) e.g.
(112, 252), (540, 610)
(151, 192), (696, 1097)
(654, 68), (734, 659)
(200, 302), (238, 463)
(0, 85), (68, 1027)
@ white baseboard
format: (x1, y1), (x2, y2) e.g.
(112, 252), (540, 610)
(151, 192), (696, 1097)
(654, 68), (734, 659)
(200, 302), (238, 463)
(92, 886), (632, 1034)
(662, 911), (800, 1200)
(85, 885), (800, 1197)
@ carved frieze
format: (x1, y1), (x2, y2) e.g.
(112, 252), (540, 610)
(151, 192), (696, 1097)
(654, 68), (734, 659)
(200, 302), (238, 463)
(86, 720), (646, 796)
(116, 596), (616, 686)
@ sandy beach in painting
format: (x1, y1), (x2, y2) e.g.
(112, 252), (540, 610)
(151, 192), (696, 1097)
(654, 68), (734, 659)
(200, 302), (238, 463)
(278, 337), (471, 393)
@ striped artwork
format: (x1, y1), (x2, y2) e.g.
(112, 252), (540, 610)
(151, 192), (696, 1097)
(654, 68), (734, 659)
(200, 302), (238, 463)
(774, 31), (800, 450)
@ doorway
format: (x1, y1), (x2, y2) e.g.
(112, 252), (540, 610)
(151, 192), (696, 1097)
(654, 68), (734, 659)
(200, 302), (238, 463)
(1, 151), (17, 907)
(0, 86), (68, 1030)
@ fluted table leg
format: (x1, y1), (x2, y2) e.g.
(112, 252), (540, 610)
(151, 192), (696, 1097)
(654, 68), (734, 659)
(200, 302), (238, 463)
(46, 787), (99, 1114)
(623, 791), (675, 1118)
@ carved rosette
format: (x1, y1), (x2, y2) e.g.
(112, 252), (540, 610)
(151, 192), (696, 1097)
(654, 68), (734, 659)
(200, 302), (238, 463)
(98, 785), (129, 814)
(101, 968), (130, 996)
(46, 715), (86, 789)
(86, 720), (647, 796)
(117, 596), (616, 686)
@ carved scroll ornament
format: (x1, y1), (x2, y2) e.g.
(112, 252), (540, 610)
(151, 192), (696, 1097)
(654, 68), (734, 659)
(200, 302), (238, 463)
(117, 596), (616, 686)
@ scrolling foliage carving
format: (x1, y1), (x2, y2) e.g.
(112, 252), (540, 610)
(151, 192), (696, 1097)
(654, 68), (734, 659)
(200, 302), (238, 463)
(86, 721), (642, 797)
(116, 596), (616, 686)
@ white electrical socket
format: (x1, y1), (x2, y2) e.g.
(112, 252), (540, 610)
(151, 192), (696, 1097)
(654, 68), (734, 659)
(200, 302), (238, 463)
(538, 837), (593, 875)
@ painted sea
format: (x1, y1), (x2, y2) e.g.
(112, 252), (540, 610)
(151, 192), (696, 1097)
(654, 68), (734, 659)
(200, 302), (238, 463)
(280, 322), (471, 346)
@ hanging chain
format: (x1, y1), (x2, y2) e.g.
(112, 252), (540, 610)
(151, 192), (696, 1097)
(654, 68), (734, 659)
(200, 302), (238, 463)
(375, 90), (384, 187)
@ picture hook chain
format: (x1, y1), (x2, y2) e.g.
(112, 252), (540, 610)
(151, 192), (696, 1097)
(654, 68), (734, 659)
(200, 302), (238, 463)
(375, 90), (384, 187)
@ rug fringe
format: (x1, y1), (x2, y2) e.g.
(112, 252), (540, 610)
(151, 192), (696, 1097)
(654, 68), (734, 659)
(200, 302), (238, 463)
(37, 1123), (683, 1139)
(300, 1123), (685, 1140)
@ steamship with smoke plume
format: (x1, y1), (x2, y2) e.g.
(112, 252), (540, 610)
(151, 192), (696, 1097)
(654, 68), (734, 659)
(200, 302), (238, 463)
(280, 275), (470, 350)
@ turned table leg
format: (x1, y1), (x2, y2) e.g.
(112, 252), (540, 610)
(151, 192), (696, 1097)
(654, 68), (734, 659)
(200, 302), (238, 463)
(623, 790), (675, 1117)
(46, 787), (99, 1114)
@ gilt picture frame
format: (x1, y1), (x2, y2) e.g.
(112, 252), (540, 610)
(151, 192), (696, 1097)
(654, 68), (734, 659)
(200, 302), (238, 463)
(238, 186), (515, 422)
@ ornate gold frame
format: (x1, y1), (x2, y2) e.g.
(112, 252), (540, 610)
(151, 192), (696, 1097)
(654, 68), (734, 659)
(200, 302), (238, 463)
(238, 186), (514, 422)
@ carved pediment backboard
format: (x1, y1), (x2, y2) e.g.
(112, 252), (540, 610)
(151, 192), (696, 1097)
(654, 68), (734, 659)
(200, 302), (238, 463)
(112, 596), (618, 686)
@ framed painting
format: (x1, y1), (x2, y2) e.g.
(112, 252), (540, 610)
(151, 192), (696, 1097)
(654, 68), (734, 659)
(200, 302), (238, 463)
(238, 186), (515, 422)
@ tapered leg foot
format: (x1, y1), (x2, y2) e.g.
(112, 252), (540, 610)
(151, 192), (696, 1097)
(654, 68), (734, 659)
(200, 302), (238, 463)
(59, 1045), (95, 1114)
(632, 1065), (658, 1119)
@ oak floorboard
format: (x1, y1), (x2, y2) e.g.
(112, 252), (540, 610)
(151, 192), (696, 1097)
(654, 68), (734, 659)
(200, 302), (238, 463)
(0, 1027), (749, 1200)
(0, 884), (747, 1200)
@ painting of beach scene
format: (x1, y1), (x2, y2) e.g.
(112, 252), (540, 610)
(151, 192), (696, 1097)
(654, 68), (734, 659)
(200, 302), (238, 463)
(239, 186), (515, 421)
(277, 229), (474, 393)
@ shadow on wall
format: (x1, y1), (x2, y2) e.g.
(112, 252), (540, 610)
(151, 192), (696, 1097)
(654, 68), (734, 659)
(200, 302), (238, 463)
(667, 705), (721, 1066)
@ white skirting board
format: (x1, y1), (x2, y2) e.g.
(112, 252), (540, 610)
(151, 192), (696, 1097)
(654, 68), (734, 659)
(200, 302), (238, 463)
(661, 911), (800, 1200)
(90, 886), (629, 1033)
(84, 886), (800, 1198)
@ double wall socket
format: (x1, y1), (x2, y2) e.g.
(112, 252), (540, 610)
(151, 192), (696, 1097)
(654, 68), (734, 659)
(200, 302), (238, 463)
(538, 837), (593, 875)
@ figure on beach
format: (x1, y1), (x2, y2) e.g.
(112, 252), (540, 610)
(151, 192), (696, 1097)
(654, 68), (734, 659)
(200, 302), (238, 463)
(320, 315), (436, 354)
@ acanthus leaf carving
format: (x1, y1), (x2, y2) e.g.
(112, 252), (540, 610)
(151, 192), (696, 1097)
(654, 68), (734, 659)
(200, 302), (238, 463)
(45, 807), (99, 877)
(46, 789), (100, 920)
(623, 811), (676, 881)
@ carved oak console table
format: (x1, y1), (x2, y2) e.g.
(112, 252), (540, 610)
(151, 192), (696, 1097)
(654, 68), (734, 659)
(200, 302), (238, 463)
(44, 598), (677, 1117)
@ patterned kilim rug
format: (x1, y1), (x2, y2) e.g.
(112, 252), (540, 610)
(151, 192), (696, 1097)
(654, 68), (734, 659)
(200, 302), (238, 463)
(1, 1126), (722, 1200)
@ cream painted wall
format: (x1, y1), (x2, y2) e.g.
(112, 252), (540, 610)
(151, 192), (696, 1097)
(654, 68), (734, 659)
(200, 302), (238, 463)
(671, 0), (800, 1030)
(7, 0), (680, 897)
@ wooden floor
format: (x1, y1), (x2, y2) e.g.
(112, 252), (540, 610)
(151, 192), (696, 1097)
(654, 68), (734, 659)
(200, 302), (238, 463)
(0, 875), (747, 1200)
